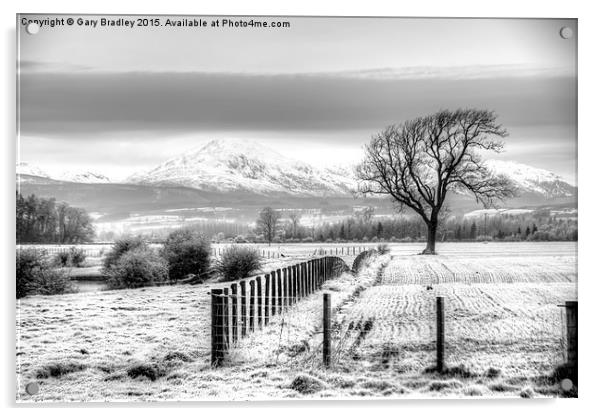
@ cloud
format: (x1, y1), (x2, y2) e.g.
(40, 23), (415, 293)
(19, 69), (576, 140)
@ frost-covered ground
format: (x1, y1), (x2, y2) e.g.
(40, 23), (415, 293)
(16, 242), (577, 401)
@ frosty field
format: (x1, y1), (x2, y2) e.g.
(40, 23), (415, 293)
(16, 242), (577, 401)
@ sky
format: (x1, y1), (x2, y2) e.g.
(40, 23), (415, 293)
(17, 16), (577, 184)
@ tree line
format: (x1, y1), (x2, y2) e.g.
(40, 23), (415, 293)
(16, 192), (94, 243)
(251, 206), (577, 244)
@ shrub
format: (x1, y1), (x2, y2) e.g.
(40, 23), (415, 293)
(103, 236), (148, 271)
(234, 235), (247, 244)
(31, 267), (77, 296)
(53, 247), (86, 268)
(302, 236), (314, 243)
(106, 248), (168, 289)
(376, 243), (390, 255)
(215, 246), (262, 282)
(17, 249), (45, 298)
(17, 249), (76, 298)
(162, 228), (211, 281)
(53, 251), (71, 267)
(69, 247), (86, 267)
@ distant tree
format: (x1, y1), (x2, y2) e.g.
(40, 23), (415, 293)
(16, 192), (94, 243)
(517, 226), (522, 236)
(339, 224), (346, 240)
(256, 207), (280, 246)
(470, 222), (477, 240)
(288, 212), (301, 239)
(356, 109), (514, 254)
(526, 226), (531, 237)
(376, 221), (384, 238)
(532, 223), (538, 233)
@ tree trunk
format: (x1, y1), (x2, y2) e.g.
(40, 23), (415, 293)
(422, 221), (437, 255)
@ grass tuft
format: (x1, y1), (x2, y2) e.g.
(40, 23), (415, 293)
(519, 386), (535, 398)
(35, 361), (87, 379)
(126, 363), (166, 381)
(427, 379), (464, 392)
(289, 374), (328, 395)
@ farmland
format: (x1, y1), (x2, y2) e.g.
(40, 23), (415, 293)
(16, 242), (576, 401)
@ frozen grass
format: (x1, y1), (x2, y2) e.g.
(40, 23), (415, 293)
(16, 242), (577, 401)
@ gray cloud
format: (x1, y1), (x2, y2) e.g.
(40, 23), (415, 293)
(20, 69), (576, 139)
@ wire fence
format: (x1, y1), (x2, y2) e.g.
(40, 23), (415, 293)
(210, 256), (350, 366)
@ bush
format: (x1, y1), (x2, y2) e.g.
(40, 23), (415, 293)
(17, 249), (45, 298)
(106, 248), (168, 289)
(69, 247), (86, 267)
(162, 228), (211, 281)
(215, 246), (262, 282)
(376, 243), (390, 255)
(31, 268), (77, 296)
(302, 237), (314, 243)
(53, 251), (71, 267)
(53, 247), (86, 268)
(17, 249), (76, 298)
(234, 235), (247, 244)
(103, 236), (148, 271)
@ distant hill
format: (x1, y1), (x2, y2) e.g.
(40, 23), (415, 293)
(17, 139), (576, 221)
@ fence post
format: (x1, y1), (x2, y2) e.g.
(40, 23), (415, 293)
(249, 280), (255, 332)
(297, 264), (307, 297)
(286, 266), (297, 303)
(264, 274), (271, 325)
(256, 276), (263, 329)
(240, 280), (247, 337)
(436, 296), (445, 372)
(323, 293), (331, 367)
(271, 271), (277, 315)
(565, 301), (578, 383)
(280, 268), (288, 309)
(222, 288), (230, 348)
(287, 267), (293, 306)
(277, 269), (283, 313)
(230, 283), (238, 345)
(211, 289), (225, 367)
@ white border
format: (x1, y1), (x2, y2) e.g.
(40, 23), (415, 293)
(2, 1), (599, 415)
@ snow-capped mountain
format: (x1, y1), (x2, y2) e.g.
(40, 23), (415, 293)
(127, 138), (357, 196)
(16, 162), (111, 184)
(57, 171), (111, 184)
(16, 162), (49, 178)
(484, 160), (575, 199)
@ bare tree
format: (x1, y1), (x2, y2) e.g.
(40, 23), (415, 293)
(288, 212), (300, 238)
(356, 109), (515, 254)
(256, 207), (280, 246)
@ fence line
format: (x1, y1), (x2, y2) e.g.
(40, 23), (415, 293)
(210, 255), (349, 367)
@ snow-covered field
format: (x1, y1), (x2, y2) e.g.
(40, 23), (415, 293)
(16, 242), (577, 401)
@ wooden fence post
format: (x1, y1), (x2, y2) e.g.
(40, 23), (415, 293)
(249, 280), (255, 332)
(211, 289), (225, 367)
(301, 263), (306, 297)
(264, 274), (271, 325)
(256, 276), (263, 329)
(286, 266), (297, 303)
(566, 301), (578, 383)
(436, 296), (445, 372)
(287, 267), (293, 306)
(222, 288), (230, 348)
(230, 283), (238, 345)
(323, 293), (331, 367)
(280, 268), (287, 309)
(271, 271), (277, 315)
(277, 269), (283, 313)
(240, 280), (247, 337)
